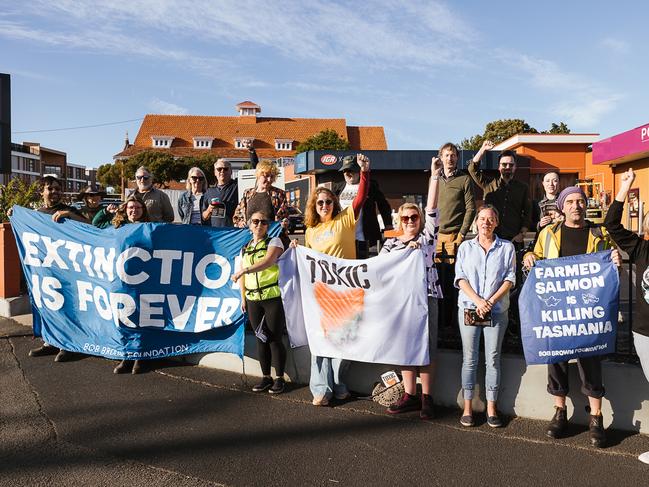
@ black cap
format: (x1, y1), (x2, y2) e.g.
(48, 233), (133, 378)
(338, 155), (359, 172)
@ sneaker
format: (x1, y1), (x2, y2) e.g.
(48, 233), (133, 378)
(487, 415), (503, 428)
(387, 393), (421, 414)
(54, 350), (79, 362)
(269, 377), (285, 394)
(546, 406), (568, 439)
(131, 360), (144, 375)
(638, 451), (649, 464)
(589, 413), (606, 448)
(29, 344), (59, 357)
(334, 391), (351, 400)
(312, 395), (329, 406)
(252, 376), (273, 392)
(420, 394), (434, 420)
(113, 360), (132, 374)
(460, 414), (474, 427)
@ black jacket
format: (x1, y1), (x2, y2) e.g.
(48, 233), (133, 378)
(333, 179), (392, 243)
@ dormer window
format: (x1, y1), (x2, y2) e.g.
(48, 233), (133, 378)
(193, 137), (214, 149)
(275, 139), (293, 151)
(151, 136), (174, 148)
(234, 138), (253, 149)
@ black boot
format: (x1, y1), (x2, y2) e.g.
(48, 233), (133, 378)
(29, 344), (59, 357)
(546, 406), (568, 438)
(589, 414), (606, 448)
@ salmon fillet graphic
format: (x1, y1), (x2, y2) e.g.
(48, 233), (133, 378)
(314, 281), (365, 345)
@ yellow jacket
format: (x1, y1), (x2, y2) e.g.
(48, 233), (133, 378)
(525, 221), (613, 260)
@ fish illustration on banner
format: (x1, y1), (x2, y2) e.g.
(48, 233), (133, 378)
(519, 251), (619, 365)
(278, 246), (429, 366)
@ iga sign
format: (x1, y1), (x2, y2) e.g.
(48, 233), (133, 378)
(320, 154), (338, 166)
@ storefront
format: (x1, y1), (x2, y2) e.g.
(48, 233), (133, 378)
(293, 149), (530, 209)
(592, 122), (649, 232)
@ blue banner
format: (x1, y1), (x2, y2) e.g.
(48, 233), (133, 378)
(10, 206), (282, 360)
(520, 251), (619, 365)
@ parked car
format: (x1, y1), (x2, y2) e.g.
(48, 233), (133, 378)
(285, 206), (305, 233)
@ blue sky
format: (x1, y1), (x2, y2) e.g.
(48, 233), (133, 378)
(1, 1), (647, 168)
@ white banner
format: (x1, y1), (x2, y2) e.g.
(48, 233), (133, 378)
(278, 246), (429, 366)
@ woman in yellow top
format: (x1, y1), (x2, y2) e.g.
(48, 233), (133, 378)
(299, 153), (370, 405)
(231, 211), (288, 394)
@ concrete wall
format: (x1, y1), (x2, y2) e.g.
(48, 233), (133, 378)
(186, 336), (649, 433)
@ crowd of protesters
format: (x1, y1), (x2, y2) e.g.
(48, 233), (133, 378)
(16, 139), (649, 459)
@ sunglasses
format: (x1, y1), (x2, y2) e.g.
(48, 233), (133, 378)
(190, 176), (204, 181)
(317, 199), (333, 207)
(135, 175), (150, 181)
(400, 214), (420, 223)
(215, 167), (229, 172)
(250, 219), (269, 226)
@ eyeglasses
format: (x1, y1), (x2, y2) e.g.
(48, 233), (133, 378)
(135, 175), (150, 181)
(215, 167), (229, 172)
(190, 176), (204, 181)
(316, 199), (333, 207)
(126, 204), (143, 211)
(400, 214), (420, 223)
(250, 219), (269, 226)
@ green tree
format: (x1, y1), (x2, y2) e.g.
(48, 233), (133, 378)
(543, 122), (571, 134)
(460, 119), (538, 150)
(295, 129), (351, 153)
(0, 177), (42, 222)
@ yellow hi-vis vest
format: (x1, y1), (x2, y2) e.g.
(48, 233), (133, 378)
(242, 237), (281, 301)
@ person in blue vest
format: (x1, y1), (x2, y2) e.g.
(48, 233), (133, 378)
(231, 211), (288, 394)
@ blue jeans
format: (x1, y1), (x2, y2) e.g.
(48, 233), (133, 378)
(309, 355), (349, 398)
(458, 307), (508, 402)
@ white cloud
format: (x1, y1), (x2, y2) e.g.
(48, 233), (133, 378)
(553, 94), (623, 127)
(600, 37), (630, 54)
(499, 52), (623, 129)
(148, 98), (188, 115)
(3, 0), (474, 71)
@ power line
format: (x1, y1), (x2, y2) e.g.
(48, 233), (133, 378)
(12, 118), (144, 134)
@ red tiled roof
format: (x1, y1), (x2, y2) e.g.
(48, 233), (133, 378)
(114, 114), (387, 159)
(235, 101), (260, 108)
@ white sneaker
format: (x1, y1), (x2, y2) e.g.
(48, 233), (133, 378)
(312, 396), (329, 406)
(638, 451), (649, 464)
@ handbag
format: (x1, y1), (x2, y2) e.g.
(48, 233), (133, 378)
(463, 309), (492, 327)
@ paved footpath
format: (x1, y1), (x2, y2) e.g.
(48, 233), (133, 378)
(1, 318), (648, 487)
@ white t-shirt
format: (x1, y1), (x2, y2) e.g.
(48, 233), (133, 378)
(338, 183), (364, 241)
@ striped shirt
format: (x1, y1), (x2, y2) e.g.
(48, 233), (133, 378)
(380, 208), (443, 299)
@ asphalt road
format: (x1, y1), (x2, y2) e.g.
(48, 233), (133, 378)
(1, 318), (649, 487)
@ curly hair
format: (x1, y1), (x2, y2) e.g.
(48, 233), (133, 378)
(304, 187), (341, 228)
(255, 160), (279, 181)
(112, 195), (150, 228)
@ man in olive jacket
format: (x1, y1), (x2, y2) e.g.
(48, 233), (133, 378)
(436, 142), (475, 258)
(468, 140), (531, 248)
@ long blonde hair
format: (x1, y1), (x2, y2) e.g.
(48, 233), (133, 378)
(304, 187), (341, 227)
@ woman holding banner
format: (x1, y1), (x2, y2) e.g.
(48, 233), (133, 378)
(454, 205), (516, 428)
(178, 167), (209, 225)
(380, 157), (443, 420)
(299, 153), (370, 406)
(231, 210), (288, 394)
(604, 168), (649, 462)
(93, 195), (151, 374)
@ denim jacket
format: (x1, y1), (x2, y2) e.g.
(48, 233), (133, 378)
(178, 191), (207, 225)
